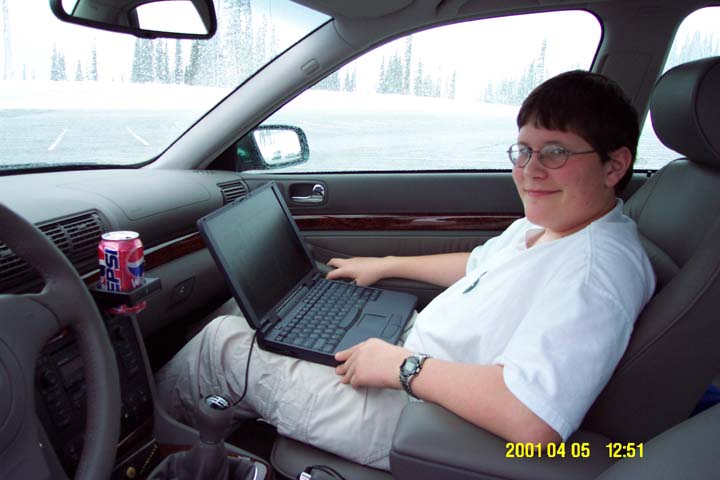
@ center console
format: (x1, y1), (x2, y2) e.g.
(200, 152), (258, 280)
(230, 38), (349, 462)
(35, 309), (269, 479)
(35, 314), (156, 478)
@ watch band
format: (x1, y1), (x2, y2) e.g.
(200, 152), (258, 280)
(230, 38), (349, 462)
(399, 353), (430, 399)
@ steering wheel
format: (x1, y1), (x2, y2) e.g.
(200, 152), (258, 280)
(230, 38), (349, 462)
(0, 203), (121, 479)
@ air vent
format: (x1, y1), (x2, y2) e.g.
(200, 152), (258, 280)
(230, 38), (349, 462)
(0, 211), (108, 293)
(217, 180), (247, 204)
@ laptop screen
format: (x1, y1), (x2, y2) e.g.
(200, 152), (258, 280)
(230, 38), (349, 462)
(199, 183), (314, 327)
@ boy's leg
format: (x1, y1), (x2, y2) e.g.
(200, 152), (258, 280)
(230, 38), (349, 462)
(156, 314), (409, 470)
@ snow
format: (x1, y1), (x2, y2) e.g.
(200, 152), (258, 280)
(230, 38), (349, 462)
(0, 80), (228, 110)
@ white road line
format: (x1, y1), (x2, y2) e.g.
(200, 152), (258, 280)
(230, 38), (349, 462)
(48, 129), (68, 151)
(126, 127), (150, 146)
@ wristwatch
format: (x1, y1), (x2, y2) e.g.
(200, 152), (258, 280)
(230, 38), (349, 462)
(399, 353), (431, 399)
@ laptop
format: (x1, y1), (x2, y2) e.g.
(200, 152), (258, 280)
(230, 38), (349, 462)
(197, 181), (417, 366)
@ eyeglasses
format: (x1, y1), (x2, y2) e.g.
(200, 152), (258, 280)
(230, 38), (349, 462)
(507, 143), (597, 169)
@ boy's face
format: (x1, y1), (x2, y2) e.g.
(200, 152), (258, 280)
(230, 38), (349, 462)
(512, 124), (625, 238)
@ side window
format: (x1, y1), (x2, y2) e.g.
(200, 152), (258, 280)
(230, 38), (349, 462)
(636, 7), (720, 170)
(261, 11), (601, 172)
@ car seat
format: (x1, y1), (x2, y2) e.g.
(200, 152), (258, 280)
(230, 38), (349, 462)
(270, 56), (720, 480)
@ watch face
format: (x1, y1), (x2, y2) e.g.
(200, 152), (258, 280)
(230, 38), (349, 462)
(401, 356), (419, 375)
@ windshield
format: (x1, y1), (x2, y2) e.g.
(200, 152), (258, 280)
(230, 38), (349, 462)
(0, 0), (328, 171)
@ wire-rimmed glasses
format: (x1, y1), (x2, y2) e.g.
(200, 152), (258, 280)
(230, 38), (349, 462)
(507, 143), (596, 169)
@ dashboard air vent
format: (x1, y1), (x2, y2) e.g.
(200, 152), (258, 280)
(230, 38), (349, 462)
(217, 180), (247, 204)
(0, 211), (108, 293)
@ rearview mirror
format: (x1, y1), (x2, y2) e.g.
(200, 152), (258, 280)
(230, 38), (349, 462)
(49, 0), (217, 39)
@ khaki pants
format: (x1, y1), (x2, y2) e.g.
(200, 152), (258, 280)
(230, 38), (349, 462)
(155, 303), (413, 470)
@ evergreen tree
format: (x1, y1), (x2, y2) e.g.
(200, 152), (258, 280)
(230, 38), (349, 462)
(403, 36), (413, 94)
(253, 15), (268, 70)
(75, 60), (84, 81)
(173, 39), (183, 84)
(414, 61), (424, 95)
(221, 0), (253, 85)
(130, 38), (154, 83)
(50, 45), (60, 81)
(387, 53), (404, 93)
(484, 80), (494, 102)
(378, 53), (403, 94)
(184, 40), (201, 85)
(667, 32), (720, 70)
(89, 44), (98, 81)
(536, 39), (547, 84)
(155, 40), (170, 83)
(343, 69), (356, 92)
(448, 70), (457, 99)
(58, 52), (67, 80)
(377, 58), (386, 93)
(197, 34), (224, 86)
(2, 0), (12, 80)
(238, 0), (253, 72)
(412, 62), (437, 98)
(315, 70), (341, 90)
(269, 24), (279, 57)
(426, 69), (439, 97)
(484, 40), (550, 105)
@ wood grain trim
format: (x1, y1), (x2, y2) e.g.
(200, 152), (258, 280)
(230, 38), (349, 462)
(84, 233), (205, 285)
(84, 214), (520, 287)
(144, 233), (205, 270)
(295, 214), (521, 231)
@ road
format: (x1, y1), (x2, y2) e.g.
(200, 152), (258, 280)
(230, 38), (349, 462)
(0, 106), (674, 171)
(0, 109), (200, 167)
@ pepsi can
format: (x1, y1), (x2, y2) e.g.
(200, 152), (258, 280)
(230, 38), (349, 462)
(98, 231), (146, 314)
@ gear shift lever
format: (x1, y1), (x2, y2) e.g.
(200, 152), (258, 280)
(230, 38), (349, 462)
(182, 395), (234, 479)
(149, 395), (258, 480)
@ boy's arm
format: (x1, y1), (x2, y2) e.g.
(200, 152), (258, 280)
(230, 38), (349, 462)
(335, 340), (560, 444)
(326, 252), (471, 287)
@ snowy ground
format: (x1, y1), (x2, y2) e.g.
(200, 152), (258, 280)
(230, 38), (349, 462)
(0, 81), (676, 170)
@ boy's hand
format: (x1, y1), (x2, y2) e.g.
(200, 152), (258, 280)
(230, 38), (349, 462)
(326, 257), (390, 286)
(334, 338), (410, 389)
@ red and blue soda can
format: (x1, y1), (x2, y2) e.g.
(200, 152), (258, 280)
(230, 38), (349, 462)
(98, 231), (146, 314)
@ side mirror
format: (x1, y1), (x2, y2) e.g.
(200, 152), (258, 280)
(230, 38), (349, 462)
(237, 125), (310, 170)
(49, 0), (217, 39)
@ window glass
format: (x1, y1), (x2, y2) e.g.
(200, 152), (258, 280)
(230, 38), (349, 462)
(0, 1), (328, 171)
(636, 7), (720, 169)
(262, 11), (601, 172)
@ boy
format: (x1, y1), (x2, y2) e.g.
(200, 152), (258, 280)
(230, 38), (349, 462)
(157, 71), (655, 470)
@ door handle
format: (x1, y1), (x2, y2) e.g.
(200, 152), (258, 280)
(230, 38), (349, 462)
(291, 184), (325, 204)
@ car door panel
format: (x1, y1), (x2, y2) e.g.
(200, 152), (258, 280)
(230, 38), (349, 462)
(243, 172), (521, 306)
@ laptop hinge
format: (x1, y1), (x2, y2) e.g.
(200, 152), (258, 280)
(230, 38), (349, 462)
(260, 315), (280, 334)
(305, 272), (321, 287)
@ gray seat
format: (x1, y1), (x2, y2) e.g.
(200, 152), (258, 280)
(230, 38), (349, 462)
(594, 402), (720, 480)
(270, 56), (720, 480)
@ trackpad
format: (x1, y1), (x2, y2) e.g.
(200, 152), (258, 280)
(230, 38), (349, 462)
(356, 314), (389, 337)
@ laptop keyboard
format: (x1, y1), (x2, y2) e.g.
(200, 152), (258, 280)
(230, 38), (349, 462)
(275, 279), (381, 353)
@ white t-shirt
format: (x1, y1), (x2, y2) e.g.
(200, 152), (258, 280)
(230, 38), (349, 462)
(403, 200), (655, 440)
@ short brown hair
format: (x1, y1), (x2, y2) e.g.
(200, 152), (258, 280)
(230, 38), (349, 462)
(517, 71), (639, 192)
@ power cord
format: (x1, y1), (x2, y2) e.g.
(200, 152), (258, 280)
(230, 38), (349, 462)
(298, 464), (348, 480)
(232, 331), (258, 411)
(219, 332), (347, 480)
(213, 333), (347, 480)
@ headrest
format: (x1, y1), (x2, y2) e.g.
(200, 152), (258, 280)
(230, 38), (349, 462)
(650, 56), (720, 168)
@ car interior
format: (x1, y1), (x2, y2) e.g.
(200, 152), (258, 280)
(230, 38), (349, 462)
(1, 0), (719, 479)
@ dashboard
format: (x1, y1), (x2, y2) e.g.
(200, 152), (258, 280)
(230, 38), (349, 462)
(0, 168), (247, 336)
